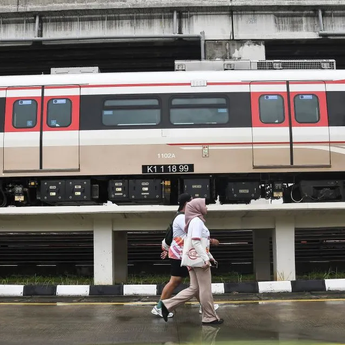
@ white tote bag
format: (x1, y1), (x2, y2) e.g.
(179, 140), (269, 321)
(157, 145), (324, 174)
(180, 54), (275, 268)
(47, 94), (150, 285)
(181, 236), (209, 268)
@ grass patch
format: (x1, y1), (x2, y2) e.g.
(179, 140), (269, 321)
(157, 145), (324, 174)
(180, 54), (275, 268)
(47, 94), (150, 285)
(1, 271), (345, 285)
(297, 268), (345, 280)
(0, 275), (93, 286)
(126, 272), (255, 285)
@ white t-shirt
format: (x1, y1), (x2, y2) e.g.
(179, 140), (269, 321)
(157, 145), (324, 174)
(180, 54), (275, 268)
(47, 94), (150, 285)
(187, 217), (211, 262)
(172, 213), (186, 238)
(188, 217), (210, 246)
(168, 213), (187, 260)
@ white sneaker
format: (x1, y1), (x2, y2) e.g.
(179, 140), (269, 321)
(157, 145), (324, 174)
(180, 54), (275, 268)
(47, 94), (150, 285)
(151, 305), (174, 318)
(199, 303), (219, 314)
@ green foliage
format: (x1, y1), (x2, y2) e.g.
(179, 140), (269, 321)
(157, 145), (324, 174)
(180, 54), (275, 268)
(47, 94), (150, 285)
(0, 274), (93, 285)
(1, 270), (345, 285)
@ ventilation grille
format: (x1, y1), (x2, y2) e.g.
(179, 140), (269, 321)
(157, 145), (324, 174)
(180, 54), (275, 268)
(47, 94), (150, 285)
(257, 60), (336, 70)
(175, 59), (336, 71)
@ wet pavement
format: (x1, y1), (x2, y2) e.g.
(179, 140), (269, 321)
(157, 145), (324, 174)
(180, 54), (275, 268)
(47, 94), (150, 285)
(0, 298), (345, 345)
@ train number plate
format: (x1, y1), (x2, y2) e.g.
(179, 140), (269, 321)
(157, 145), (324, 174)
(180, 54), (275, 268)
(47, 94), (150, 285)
(142, 164), (194, 174)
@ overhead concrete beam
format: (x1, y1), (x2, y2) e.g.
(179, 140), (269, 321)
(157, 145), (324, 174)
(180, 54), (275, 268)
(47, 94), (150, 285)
(233, 11), (320, 40)
(0, 1), (230, 14)
(0, 9), (344, 41)
(231, 0), (345, 9)
(0, 16), (36, 40)
(182, 12), (232, 40)
(1, 1), (345, 14)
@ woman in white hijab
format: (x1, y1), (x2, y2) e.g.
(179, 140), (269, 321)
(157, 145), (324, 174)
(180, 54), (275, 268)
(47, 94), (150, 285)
(161, 198), (223, 325)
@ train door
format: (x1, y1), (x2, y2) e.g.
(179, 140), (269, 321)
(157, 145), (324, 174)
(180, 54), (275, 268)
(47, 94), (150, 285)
(42, 86), (80, 170)
(289, 81), (330, 166)
(3, 85), (80, 172)
(250, 81), (330, 168)
(250, 82), (291, 167)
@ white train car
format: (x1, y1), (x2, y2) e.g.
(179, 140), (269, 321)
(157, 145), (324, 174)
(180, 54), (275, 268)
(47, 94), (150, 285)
(0, 60), (344, 206)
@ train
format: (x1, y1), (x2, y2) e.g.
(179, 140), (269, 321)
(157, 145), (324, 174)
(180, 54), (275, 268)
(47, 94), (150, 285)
(1, 60), (345, 206)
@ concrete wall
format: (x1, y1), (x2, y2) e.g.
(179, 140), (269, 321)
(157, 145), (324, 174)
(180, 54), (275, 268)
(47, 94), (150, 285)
(0, 16), (35, 40)
(0, 1), (343, 64)
(42, 14), (175, 38)
(0, 1), (345, 13)
(234, 11), (320, 39)
(234, 10), (345, 39)
(0, 10), (344, 41)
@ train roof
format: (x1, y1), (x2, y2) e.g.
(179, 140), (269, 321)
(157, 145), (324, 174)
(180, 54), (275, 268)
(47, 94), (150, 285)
(0, 69), (344, 87)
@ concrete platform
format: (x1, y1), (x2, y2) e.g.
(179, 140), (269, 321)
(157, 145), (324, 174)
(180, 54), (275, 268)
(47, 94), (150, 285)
(1, 297), (345, 344)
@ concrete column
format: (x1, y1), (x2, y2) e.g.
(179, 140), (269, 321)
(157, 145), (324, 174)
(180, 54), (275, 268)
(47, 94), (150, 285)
(273, 217), (296, 281)
(206, 40), (265, 60)
(253, 229), (271, 281)
(93, 218), (114, 285)
(114, 231), (128, 284)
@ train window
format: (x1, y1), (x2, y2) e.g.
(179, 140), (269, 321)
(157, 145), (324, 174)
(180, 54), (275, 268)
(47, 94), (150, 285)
(259, 95), (285, 124)
(170, 97), (229, 125)
(294, 94), (320, 123)
(12, 100), (37, 128)
(47, 99), (72, 127)
(102, 98), (161, 126)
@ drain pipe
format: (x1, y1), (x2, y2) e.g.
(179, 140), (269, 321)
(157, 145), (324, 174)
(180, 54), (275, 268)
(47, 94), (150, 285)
(34, 15), (40, 37)
(173, 11), (178, 35)
(318, 9), (324, 32)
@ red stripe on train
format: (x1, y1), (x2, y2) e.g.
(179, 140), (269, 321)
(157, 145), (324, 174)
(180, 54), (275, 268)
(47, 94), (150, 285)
(168, 141), (345, 146)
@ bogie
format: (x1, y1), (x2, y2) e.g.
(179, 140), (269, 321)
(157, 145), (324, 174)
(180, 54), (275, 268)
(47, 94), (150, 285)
(1, 175), (345, 207)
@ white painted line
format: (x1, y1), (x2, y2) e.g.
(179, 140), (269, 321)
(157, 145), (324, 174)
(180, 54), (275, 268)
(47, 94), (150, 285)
(56, 285), (90, 296)
(123, 284), (157, 296)
(258, 281), (292, 293)
(211, 283), (225, 294)
(325, 279), (345, 291)
(0, 285), (24, 296)
(56, 302), (72, 306)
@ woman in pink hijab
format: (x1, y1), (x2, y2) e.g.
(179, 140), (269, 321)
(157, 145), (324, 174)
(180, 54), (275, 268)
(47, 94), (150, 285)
(161, 198), (224, 325)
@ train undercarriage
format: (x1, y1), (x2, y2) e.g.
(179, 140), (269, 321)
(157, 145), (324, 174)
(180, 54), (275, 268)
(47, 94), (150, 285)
(1, 172), (345, 207)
